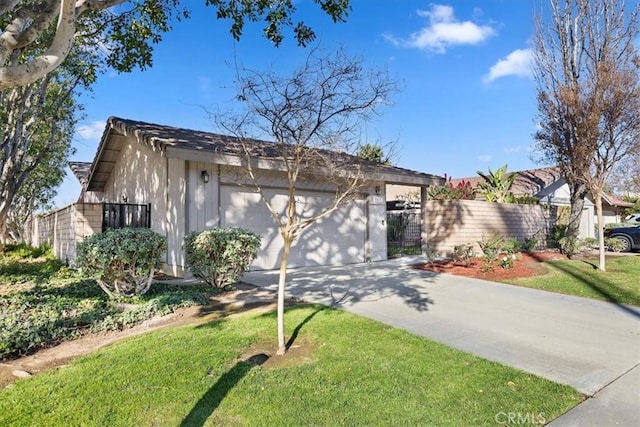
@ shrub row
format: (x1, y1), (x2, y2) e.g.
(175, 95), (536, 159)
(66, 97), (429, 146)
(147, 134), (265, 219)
(2, 226), (257, 358)
(76, 227), (261, 299)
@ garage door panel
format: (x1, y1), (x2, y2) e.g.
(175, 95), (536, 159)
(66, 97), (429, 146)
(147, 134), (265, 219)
(220, 186), (365, 269)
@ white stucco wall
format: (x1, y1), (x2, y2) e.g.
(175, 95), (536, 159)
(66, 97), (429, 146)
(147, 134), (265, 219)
(165, 158), (187, 275)
(184, 165), (385, 270)
(187, 161), (220, 231)
(103, 146), (392, 274)
(103, 135), (168, 233)
(368, 193), (387, 262)
(102, 136), (189, 272)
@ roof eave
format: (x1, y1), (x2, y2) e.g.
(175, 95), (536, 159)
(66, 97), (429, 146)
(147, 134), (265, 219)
(165, 146), (444, 186)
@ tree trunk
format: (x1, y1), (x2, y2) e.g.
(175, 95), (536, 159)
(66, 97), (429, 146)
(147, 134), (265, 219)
(0, 207), (9, 245)
(567, 181), (588, 238)
(276, 235), (292, 355)
(595, 194), (606, 271)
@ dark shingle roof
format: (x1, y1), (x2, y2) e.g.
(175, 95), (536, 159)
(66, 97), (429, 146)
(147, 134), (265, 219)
(87, 116), (443, 189)
(106, 117), (287, 158)
(68, 161), (93, 186)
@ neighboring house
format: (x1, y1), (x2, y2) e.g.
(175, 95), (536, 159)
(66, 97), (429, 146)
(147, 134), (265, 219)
(64, 117), (443, 275)
(450, 166), (633, 239)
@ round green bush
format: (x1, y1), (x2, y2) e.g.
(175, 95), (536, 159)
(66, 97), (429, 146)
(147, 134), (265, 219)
(76, 228), (167, 298)
(184, 228), (261, 289)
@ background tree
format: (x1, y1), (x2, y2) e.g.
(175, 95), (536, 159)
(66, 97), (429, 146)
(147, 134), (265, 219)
(0, 0), (350, 89)
(218, 48), (397, 355)
(533, 0), (640, 270)
(356, 143), (393, 164)
(0, 65), (79, 241)
(4, 138), (71, 242)
(621, 196), (640, 217)
(607, 150), (640, 197)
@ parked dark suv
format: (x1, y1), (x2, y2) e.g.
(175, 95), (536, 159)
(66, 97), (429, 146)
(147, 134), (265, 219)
(604, 225), (640, 252)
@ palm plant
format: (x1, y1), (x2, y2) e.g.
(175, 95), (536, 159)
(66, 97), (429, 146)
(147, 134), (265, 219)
(476, 164), (516, 203)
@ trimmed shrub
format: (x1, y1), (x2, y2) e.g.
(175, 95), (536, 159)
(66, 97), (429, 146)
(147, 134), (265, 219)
(604, 222), (635, 229)
(605, 237), (626, 252)
(580, 237), (598, 249)
(76, 228), (167, 298)
(184, 228), (261, 289)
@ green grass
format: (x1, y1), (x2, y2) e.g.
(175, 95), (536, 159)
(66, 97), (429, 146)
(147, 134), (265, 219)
(506, 255), (640, 306)
(0, 305), (581, 426)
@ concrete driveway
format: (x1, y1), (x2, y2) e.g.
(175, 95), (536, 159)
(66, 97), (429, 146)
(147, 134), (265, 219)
(243, 256), (640, 424)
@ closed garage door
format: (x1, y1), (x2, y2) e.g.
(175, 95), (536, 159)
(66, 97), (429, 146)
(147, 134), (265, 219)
(220, 186), (366, 269)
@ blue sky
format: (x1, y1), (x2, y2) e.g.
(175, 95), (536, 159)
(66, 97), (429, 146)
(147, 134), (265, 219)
(56, 0), (542, 207)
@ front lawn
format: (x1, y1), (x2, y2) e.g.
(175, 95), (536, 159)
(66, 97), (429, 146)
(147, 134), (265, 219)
(505, 255), (640, 306)
(0, 305), (581, 426)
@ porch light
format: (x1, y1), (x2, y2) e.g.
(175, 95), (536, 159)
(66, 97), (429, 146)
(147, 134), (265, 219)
(201, 170), (210, 183)
(375, 185), (381, 195)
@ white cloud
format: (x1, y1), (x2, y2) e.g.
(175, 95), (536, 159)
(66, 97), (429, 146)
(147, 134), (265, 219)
(76, 121), (106, 141)
(484, 48), (533, 83)
(478, 154), (492, 162)
(384, 4), (496, 53)
(504, 146), (521, 153)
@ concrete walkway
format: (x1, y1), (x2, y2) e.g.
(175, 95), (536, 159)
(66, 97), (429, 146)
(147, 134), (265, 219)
(243, 256), (640, 426)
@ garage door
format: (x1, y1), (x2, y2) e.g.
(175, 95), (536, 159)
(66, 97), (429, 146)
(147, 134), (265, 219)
(220, 186), (366, 270)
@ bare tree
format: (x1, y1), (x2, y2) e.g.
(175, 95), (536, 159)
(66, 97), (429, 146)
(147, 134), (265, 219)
(218, 48), (397, 355)
(607, 150), (640, 196)
(533, 0), (640, 270)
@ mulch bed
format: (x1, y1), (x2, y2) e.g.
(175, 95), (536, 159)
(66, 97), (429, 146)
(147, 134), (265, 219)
(413, 250), (568, 281)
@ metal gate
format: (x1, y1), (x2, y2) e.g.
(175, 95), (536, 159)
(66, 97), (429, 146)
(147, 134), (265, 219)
(102, 203), (151, 232)
(387, 210), (422, 257)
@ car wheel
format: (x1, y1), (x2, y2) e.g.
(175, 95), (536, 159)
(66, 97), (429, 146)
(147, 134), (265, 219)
(614, 235), (632, 252)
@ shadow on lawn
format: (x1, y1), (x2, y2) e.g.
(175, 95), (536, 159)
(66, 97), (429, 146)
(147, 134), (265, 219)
(286, 305), (326, 350)
(181, 306), (324, 426)
(529, 253), (640, 318)
(179, 359), (257, 427)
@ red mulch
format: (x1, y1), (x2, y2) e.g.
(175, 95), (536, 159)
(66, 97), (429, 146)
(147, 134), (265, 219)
(413, 251), (568, 280)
